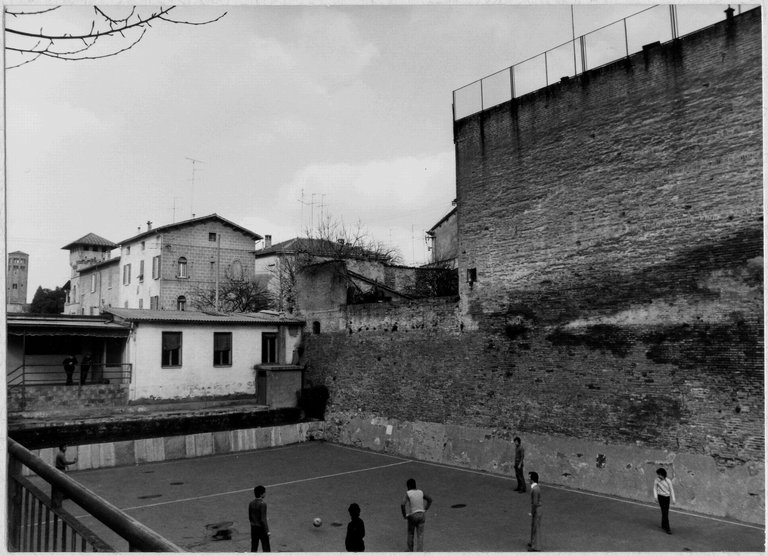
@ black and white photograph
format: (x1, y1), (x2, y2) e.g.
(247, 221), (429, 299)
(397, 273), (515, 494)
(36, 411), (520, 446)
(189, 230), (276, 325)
(4, 2), (763, 552)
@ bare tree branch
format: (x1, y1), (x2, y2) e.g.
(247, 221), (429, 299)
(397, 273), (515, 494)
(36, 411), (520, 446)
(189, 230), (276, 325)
(5, 5), (226, 68)
(5, 6), (61, 17)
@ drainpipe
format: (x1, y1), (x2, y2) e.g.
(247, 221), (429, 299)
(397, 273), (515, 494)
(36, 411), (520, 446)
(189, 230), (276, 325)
(215, 233), (221, 312)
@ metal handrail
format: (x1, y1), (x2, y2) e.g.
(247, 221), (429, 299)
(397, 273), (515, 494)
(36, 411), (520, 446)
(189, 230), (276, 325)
(8, 438), (183, 552)
(7, 363), (132, 386)
(453, 4), (757, 120)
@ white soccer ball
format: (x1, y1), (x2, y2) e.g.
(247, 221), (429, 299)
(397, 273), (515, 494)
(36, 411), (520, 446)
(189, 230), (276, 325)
(313, 517), (322, 527)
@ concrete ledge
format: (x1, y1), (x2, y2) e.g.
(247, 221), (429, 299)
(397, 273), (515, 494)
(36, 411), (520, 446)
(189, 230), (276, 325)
(24, 421), (326, 476)
(324, 411), (765, 526)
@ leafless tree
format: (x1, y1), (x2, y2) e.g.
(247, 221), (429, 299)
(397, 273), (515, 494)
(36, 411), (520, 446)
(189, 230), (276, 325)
(268, 216), (402, 313)
(5, 5), (226, 69)
(190, 272), (274, 313)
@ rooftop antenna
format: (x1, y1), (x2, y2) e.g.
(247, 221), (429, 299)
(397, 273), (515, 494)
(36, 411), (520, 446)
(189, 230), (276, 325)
(185, 157), (205, 219)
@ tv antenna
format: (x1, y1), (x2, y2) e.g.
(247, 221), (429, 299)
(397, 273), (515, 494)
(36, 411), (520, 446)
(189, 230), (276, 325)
(186, 157), (205, 218)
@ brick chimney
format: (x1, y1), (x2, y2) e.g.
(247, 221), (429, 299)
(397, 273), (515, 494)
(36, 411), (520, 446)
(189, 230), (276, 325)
(265, 235), (272, 249)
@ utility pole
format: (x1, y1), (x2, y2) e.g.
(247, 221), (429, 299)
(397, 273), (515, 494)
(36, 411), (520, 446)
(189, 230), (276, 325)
(185, 157), (205, 219)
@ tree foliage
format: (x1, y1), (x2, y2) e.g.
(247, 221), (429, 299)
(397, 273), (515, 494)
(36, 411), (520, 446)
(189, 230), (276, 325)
(189, 272), (274, 313)
(29, 286), (66, 314)
(5, 5), (226, 69)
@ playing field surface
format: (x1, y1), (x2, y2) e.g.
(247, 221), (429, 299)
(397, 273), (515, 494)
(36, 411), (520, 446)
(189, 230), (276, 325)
(49, 441), (764, 552)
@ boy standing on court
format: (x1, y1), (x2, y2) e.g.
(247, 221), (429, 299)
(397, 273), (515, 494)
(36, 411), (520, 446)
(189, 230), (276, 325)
(400, 478), (433, 551)
(345, 502), (365, 552)
(249, 485), (270, 552)
(514, 437), (526, 493)
(51, 445), (78, 508)
(527, 472), (542, 552)
(653, 468), (676, 534)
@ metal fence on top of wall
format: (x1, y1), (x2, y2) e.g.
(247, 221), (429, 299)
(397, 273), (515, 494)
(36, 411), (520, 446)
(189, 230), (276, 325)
(453, 4), (757, 121)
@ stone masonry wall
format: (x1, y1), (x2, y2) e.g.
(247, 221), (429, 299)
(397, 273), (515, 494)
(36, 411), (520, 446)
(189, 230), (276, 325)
(8, 384), (130, 413)
(305, 11), (763, 524)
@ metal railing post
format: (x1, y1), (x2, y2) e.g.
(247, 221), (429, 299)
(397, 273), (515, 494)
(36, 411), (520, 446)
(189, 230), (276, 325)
(8, 456), (23, 550)
(510, 66), (516, 100)
(670, 5), (679, 39)
(544, 51), (549, 86)
(624, 18), (629, 57)
(479, 79), (484, 112)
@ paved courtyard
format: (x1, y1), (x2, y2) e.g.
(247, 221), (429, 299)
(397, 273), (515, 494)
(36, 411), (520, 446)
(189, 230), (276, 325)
(52, 441), (764, 552)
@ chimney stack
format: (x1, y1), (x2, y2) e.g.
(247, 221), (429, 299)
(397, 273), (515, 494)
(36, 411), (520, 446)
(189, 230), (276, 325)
(265, 235), (272, 249)
(147, 221), (152, 231)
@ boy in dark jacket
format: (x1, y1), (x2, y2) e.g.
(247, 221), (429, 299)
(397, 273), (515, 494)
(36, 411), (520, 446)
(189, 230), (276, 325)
(345, 502), (365, 552)
(248, 485), (270, 552)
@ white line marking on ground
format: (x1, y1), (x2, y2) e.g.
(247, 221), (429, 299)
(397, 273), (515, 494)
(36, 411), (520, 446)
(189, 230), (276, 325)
(330, 444), (764, 532)
(73, 460), (411, 517)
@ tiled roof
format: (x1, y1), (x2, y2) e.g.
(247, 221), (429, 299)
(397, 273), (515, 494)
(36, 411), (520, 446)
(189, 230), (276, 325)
(61, 233), (118, 250)
(7, 314), (131, 336)
(119, 213), (261, 245)
(104, 308), (304, 325)
(254, 237), (386, 260)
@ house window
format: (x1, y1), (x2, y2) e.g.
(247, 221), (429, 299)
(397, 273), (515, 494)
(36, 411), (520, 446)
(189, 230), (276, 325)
(213, 332), (232, 366)
(209, 232), (217, 242)
(466, 268), (477, 284)
(161, 332), (182, 367)
(12, 284), (17, 290)
(231, 259), (243, 280)
(141, 241), (145, 251)
(177, 296), (186, 311)
(108, 272), (113, 289)
(91, 274), (96, 292)
(152, 255), (161, 279)
(262, 332), (277, 364)
(139, 260), (145, 282)
(123, 264), (131, 285)
(150, 295), (159, 310)
(139, 298), (144, 309)
(178, 257), (188, 278)
(126, 246), (130, 255)
(312, 321), (321, 334)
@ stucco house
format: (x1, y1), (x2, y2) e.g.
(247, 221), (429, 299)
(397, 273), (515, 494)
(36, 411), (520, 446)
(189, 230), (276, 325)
(104, 308), (305, 406)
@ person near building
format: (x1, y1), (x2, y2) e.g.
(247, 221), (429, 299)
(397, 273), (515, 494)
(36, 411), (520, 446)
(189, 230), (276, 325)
(62, 355), (78, 385)
(80, 353), (92, 385)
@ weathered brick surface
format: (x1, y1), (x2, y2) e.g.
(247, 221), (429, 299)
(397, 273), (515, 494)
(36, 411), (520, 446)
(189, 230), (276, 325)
(304, 11), (763, 521)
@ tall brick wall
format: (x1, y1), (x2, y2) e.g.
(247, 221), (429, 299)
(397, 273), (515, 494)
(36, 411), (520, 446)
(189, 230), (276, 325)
(453, 9), (762, 461)
(305, 11), (763, 523)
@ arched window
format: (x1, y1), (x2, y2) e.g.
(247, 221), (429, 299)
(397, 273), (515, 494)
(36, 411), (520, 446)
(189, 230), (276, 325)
(178, 257), (188, 278)
(177, 296), (186, 311)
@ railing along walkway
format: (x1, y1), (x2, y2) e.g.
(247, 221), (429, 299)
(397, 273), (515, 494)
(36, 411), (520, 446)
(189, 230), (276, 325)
(7, 438), (182, 552)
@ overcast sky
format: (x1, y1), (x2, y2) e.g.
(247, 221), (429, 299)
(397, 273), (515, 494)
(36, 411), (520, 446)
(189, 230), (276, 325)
(5, 2), (738, 299)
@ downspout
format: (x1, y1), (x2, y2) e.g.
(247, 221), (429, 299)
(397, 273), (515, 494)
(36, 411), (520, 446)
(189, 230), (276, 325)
(215, 233), (221, 311)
